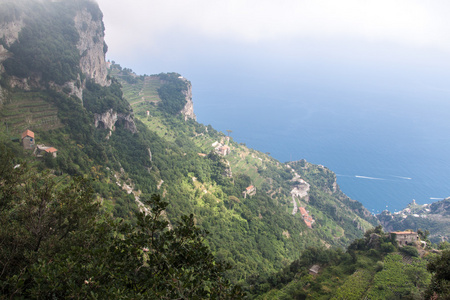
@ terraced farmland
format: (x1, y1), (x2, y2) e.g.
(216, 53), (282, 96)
(114, 74), (162, 110)
(0, 91), (62, 135)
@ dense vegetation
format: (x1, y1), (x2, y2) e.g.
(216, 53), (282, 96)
(250, 226), (437, 299)
(0, 145), (244, 298)
(157, 72), (189, 115)
(2, 0), (450, 298)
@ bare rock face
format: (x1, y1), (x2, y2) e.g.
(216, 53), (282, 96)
(94, 109), (137, 134)
(180, 81), (197, 121)
(0, 19), (24, 47)
(74, 8), (109, 87)
(223, 160), (233, 178)
(0, 19), (23, 95)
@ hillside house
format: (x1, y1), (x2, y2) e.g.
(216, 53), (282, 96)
(36, 145), (58, 158)
(298, 206), (314, 228)
(390, 231), (419, 246)
(21, 130), (35, 150)
(216, 145), (230, 156)
(309, 265), (320, 275)
(299, 207), (308, 217)
(243, 185), (256, 198)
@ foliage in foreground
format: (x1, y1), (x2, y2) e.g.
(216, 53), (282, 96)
(0, 146), (244, 299)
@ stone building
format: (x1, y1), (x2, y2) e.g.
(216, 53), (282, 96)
(390, 231), (419, 246)
(21, 129), (35, 150)
(36, 145), (58, 158)
(242, 185), (256, 198)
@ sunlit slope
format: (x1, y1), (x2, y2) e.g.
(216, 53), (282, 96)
(113, 67), (378, 248)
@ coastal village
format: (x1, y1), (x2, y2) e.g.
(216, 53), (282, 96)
(287, 164), (315, 228)
(201, 138), (317, 229)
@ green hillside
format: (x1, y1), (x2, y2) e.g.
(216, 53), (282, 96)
(108, 64), (380, 282)
(1, 0), (449, 298)
(250, 227), (434, 299)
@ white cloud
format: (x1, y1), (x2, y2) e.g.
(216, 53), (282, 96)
(97, 0), (450, 54)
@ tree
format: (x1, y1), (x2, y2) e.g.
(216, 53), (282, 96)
(0, 145), (245, 299)
(426, 250), (450, 299)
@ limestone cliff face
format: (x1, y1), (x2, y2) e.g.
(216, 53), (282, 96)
(179, 80), (196, 121)
(0, 3), (109, 97)
(94, 109), (137, 135)
(0, 18), (24, 103)
(74, 8), (109, 87)
(0, 18), (24, 48)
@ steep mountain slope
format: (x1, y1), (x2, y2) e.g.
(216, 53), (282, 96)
(0, 0), (377, 285)
(110, 64), (379, 279)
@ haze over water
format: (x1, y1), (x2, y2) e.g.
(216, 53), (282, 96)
(188, 55), (450, 213)
(98, 0), (450, 213)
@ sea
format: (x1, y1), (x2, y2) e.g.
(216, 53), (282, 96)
(181, 62), (450, 214)
(124, 43), (450, 214)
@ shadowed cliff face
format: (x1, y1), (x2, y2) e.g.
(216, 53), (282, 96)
(74, 7), (109, 87)
(94, 108), (137, 136)
(0, 0), (109, 97)
(180, 81), (196, 121)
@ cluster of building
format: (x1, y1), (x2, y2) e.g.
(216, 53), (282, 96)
(242, 185), (256, 199)
(392, 199), (431, 219)
(211, 141), (230, 156)
(298, 206), (315, 228)
(21, 129), (58, 158)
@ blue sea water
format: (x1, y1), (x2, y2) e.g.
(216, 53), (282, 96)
(123, 39), (450, 213)
(183, 63), (450, 213)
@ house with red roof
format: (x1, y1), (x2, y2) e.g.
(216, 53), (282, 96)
(242, 185), (256, 198)
(36, 145), (58, 158)
(298, 206), (314, 228)
(21, 129), (35, 150)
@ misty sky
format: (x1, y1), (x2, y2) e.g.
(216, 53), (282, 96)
(95, 0), (450, 132)
(97, 0), (450, 75)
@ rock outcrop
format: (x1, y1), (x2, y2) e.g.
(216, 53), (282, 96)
(94, 109), (137, 135)
(179, 80), (196, 121)
(74, 8), (109, 87)
(0, 3), (109, 100)
(0, 18), (23, 47)
(0, 18), (23, 101)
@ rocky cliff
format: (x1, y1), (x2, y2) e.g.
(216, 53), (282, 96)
(0, 16), (24, 104)
(0, 18), (23, 48)
(94, 108), (137, 135)
(74, 7), (109, 87)
(0, 0), (109, 99)
(179, 79), (196, 121)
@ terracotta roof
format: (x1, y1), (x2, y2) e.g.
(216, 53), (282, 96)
(246, 185), (254, 191)
(21, 129), (35, 139)
(299, 207), (307, 215)
(44, 147), (58, 153)
(305, 221), (312, 228)
(391, 231), (417, 235)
